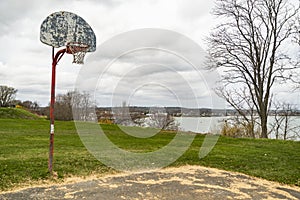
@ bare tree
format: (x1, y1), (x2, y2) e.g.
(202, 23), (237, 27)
(208, 0), (299, 138)
(113, 105), (179, 130)
(0, 85), (17, 107)
(46, 90), (95, 121)
(292, 16), (300, 87)
(112, 101), (133, 125)
(71, 90), (96, 121)
(216, 87), (260, 138)
(53, 92), (73, 121)
(143, 107), (179, 130)
(146, 113), (178, 130)
(21, 100), (40, 112)
(269, 101), (300, 140)
(295, 16), (300, 45)
(270, 101), (283, 139)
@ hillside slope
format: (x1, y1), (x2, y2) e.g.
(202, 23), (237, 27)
(0, 107), (43, 120)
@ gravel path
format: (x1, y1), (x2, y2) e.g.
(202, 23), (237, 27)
(1, 165), (299, 200)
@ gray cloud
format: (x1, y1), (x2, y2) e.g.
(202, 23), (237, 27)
(3, 0), (296, 109)
(75, 28), (221, 108)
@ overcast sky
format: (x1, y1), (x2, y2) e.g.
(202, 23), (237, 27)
(0, 0), (299, 108)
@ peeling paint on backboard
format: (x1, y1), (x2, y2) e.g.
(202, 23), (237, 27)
(40, 11), (96, 52)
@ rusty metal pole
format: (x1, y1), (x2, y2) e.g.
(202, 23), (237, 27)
(48, 48), (66, 174)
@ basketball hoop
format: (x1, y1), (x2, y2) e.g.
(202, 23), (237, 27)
(40, 11), (96, 174)
(66, 42), (89, 64)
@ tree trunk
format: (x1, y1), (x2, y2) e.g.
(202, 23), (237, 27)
(283, 115), (288, 140)
(260, 114), (268, 138)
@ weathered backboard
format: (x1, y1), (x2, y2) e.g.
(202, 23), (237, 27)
(40, 11), (96, 52)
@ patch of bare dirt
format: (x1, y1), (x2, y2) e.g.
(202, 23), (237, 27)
(1, 165), (299, 200)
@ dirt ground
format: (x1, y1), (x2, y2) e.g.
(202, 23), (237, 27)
(0, 165), (299, 200)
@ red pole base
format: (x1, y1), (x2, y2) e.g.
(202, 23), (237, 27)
(48, 48), (66, 174)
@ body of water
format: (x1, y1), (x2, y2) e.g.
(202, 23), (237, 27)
(175, 116), (300, 141)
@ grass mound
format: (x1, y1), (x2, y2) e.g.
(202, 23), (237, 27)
(0, 107), (42, 120)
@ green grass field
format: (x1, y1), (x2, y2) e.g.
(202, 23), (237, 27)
(0, 109), (299, 191)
